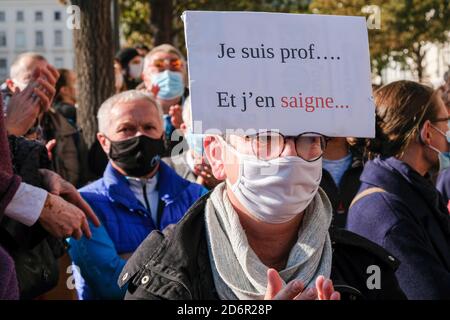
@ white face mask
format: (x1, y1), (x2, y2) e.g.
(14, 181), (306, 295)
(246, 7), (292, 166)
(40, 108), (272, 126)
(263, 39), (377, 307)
(222, 138), (322, 224)
(128, 60), (143, 80)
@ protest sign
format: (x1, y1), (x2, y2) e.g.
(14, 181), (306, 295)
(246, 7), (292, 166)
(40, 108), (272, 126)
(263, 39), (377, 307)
(183, 11), (375, 137)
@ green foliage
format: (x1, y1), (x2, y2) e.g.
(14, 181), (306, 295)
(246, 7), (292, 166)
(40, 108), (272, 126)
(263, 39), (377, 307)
(119, 0), (311, 49)
(310, 0), (450, 81)
(118, 0), (449, 81)
(118, 0), (152, 46)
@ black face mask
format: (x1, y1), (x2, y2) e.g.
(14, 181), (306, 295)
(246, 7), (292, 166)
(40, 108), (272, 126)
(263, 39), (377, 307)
(108, 135), (165, 177)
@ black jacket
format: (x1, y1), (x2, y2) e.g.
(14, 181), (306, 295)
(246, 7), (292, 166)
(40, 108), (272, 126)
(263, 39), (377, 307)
(119, 192), (406, 300)
(320, 156), (364, 229)
(0, 136), (66, 299)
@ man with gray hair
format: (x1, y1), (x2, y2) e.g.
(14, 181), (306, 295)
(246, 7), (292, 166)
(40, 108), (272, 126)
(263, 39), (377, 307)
(68, 90), (206, 300)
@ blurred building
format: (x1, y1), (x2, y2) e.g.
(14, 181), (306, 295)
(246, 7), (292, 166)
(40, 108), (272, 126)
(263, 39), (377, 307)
(381, 36), (450, 88)
(0, 0), (74, 81)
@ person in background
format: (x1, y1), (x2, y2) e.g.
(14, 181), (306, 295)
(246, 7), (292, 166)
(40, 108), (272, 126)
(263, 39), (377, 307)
(53, 69), (77, 126)
(135, 44), (150, 58)
(163, 96), (222, 189)
(6, 55), (88, 188)
(42, 68), (90, 188)
(347, 80), (450, 299)
(114, 60), (127, 94)
(115, 48), (143, 91)
(141, 44), (186, 154)
(435, 70), (450, 212)
(320, 137), (364, 228)
(68, 90), (206, 300)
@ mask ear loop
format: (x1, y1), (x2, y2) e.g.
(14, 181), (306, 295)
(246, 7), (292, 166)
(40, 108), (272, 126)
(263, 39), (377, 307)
(216, 135), (245, 191)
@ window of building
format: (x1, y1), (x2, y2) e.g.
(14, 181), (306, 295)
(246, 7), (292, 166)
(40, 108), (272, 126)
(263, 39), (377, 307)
(16, 30), (26, 48)
(35, 31), (44, 47)
(54, 57), (64, 69)
(54, 30), (63, 47)
(35, 11), (43, 22)
(0, 11), (5, 22)
(0, 58), (7, 79)
(17, 11), (24, 22)
(0, 31), (6, 47)
(54, 11), (61, 21)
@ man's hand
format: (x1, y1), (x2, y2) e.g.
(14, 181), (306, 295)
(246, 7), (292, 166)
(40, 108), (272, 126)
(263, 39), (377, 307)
(45, 139), (57, 161)
(6, 66), (59, 136)
(169, 104), (183, 129)
(264, 269), (317, 300)
(39, 169), (101, 231)
(36, 64), (59, 111)
(39, 193), (90, 240)
(194, 163), (221, 189)
(5, 83), (41, 136)
(315, 275), (341, 300)
(150, 84), (160, 98)
(264, 269), (340, 300)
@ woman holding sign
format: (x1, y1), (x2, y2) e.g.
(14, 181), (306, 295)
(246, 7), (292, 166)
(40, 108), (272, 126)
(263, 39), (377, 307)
(347, 80), (450, 299)
(119, 129), (405, 300)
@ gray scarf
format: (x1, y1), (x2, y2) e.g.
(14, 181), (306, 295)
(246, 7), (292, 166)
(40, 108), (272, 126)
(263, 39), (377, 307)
(205, 183), (333, 300)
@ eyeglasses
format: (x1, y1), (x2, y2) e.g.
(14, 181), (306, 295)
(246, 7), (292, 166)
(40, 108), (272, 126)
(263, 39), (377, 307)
(151, 58), (183, 72)
(431, 117), (450, 123)
(238, 131), (328, 161)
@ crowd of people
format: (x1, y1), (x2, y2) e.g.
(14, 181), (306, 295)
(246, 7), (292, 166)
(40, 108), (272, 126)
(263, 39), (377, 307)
(0, 38), (449, 300)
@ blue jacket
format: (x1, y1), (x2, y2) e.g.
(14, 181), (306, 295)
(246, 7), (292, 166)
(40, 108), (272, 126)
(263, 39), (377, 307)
(68, 161), (207, 300)
(347, 157), (450, 299)
(436, 168), (450, 211)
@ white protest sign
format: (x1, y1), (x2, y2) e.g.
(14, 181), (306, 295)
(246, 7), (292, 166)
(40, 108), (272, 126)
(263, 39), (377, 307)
(182, 11), (375, 137)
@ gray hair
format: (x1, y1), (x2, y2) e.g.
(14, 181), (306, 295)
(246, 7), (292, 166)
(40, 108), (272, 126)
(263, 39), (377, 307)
(144, 43), (188, 84)
(10, 52), (47, 82)
(97, 90), (163, 134)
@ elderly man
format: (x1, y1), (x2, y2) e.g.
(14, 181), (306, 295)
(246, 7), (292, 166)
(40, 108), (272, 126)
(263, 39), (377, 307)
(2, 52), (87, 187)
(119, 130), (406, 300)
(68, 90), (206, 300)
(141, 44), (187, 153)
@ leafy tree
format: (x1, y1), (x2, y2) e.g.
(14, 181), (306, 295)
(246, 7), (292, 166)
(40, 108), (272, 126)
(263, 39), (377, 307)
(310, 0), (450, 82)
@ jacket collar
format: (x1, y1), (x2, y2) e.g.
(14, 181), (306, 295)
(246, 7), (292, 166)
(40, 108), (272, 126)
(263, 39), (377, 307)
(103, 160), (190, 211)
(361, 157), (450, 267)
(361, 157), (439, 206)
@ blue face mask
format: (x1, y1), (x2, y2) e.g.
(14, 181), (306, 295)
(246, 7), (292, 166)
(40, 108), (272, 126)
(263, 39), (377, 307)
(428, 124), (450, 171)
(152, 70), (184, 100)
(185, 131), (204, 156)
(438, 152), (450, 172)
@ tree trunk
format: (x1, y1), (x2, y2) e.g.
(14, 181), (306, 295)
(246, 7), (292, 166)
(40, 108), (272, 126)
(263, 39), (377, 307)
(112, 0), (121, 53)
(412, 43), (426, 83)
(71, 0), (115, 148)
(149, 0), (174, 46)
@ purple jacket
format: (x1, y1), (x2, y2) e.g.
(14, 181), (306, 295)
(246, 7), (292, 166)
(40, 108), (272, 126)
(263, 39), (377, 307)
(0, 245), (19, 299)
(0, 100), (21, 216)
(0, 98), (20, 299)
(347, 157), (450, 299)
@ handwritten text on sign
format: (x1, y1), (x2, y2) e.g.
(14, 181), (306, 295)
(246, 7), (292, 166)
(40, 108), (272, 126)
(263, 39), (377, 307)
(183, 11), (375, 137)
